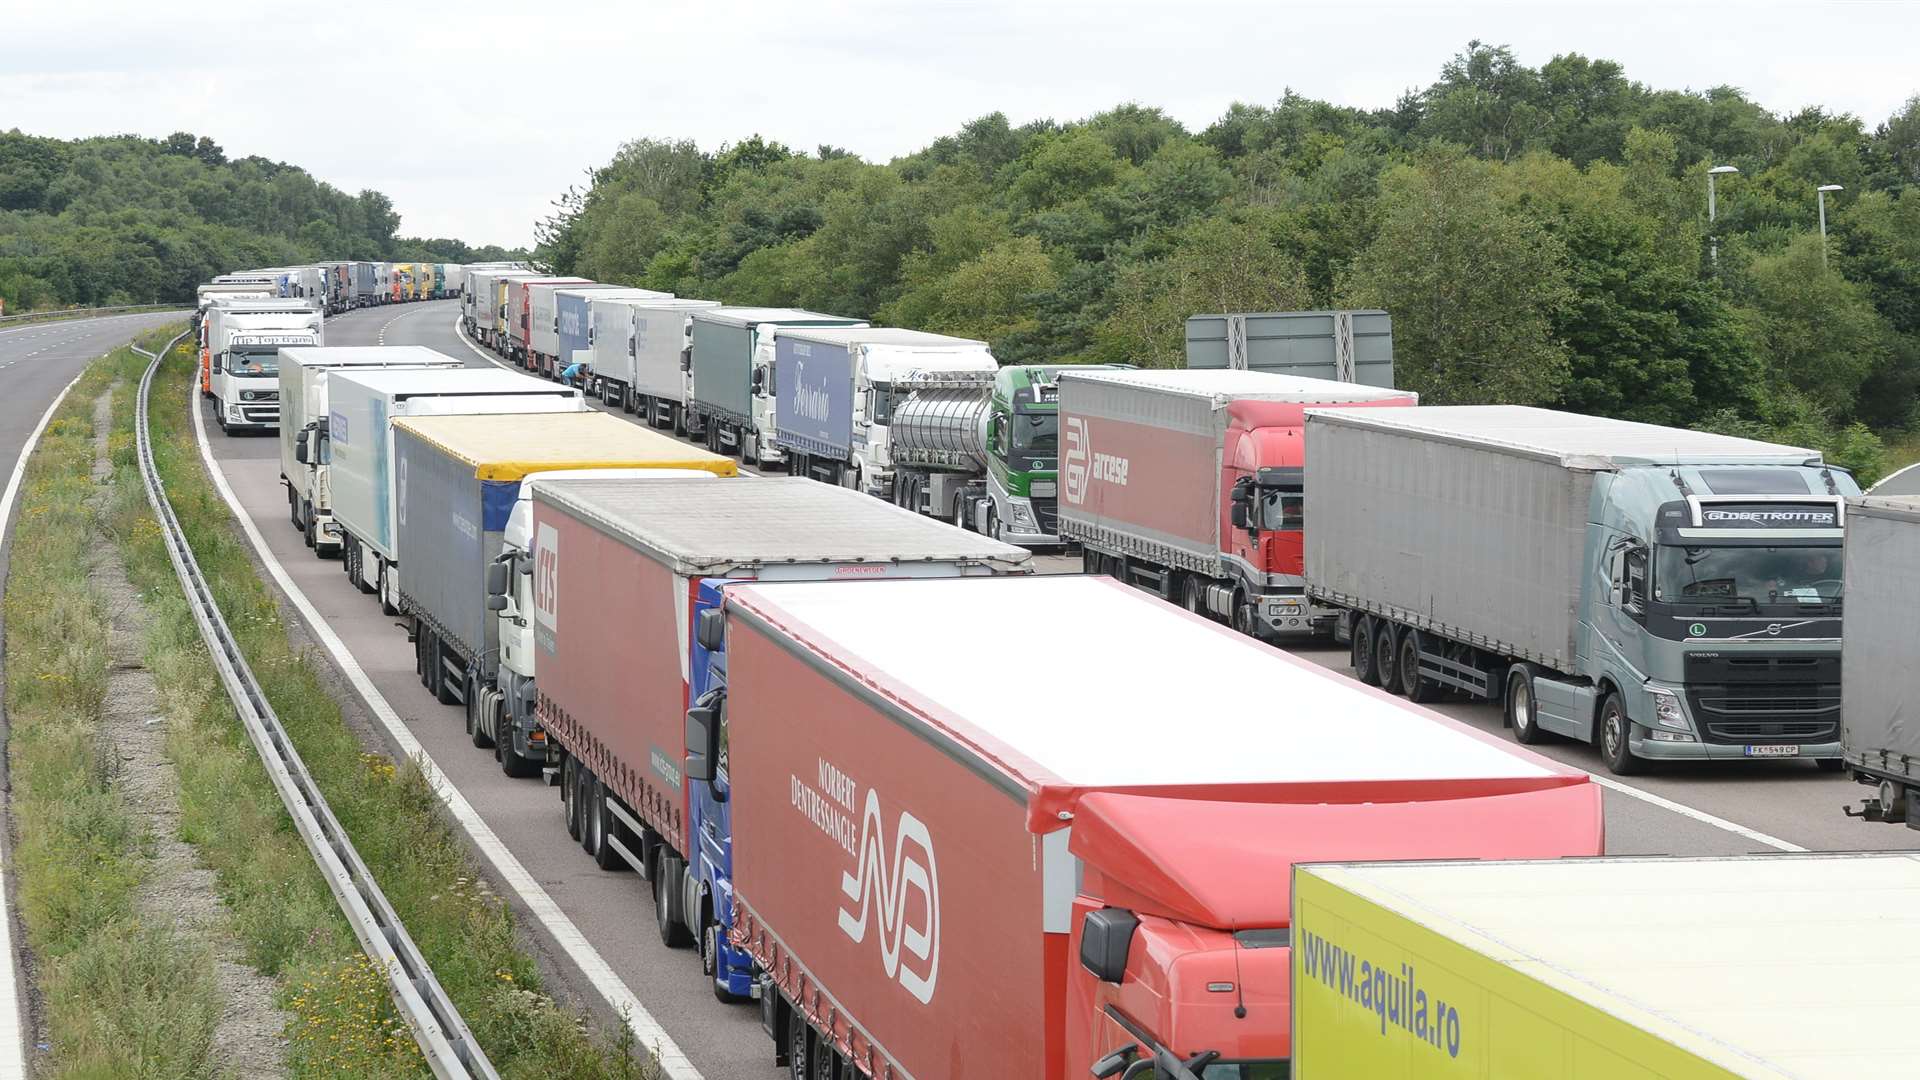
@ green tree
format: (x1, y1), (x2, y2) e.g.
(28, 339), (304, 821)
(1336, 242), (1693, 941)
(1095, 211), (1312, 367)
(1736, 232), (1896, 419)
(1343, 149), (1573, 404)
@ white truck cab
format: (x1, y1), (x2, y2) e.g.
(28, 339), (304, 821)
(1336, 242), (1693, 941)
(206, 302), (323, 433)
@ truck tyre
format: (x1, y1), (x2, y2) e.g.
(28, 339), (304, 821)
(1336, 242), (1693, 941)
(579, 773), (602, 855)
(1598, 691), (1644, 775)
(1182, 577), (1206, 617)
(786, 1013), (811, 1080)
(467, 691), (494, 750)
(560, 758), (580, 839)
(984, 505), (999, 540)
(653, 854), (692, 947)
(1507, 669), (1545, 744)
(703, 915), (747, 1004)
(1374, 621), (1401, 692)
(812, 1040), (840, 1080)
(379, 565), (399, 616)
(289, 489), (303, 530)
(434, 647), (461, 707)
(422, 633), (442, 696)
(952, 496), (970, 533)
(302, 503), (317, 549)
(501, 737), (541, 779)
(1399, 631), (1438, 702)
(1352, 618), (1381, 685)
(589, 785), (623, 867)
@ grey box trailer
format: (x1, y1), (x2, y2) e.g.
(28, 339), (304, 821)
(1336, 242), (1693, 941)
(1187, 310), (1394, 388)
(588, 297), (719, 422)
(685, 308), (865, 456)
(1305, 405), (1854, 773)
(1841, 495), (1920, 824)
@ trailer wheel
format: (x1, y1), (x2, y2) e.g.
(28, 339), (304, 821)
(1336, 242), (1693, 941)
(786, 1013), (811, 1080)
(1507, 669), (1545, 744)
(653, 854), (692, 947)
(952, 495), (970, 533)
(580, 773), (603, 856)
(1598, 691), (1644, 775)
(589, 782), (623, 867)
(812, 1040), (842, 1080)
(1182, 577), (1206, 616)
(289, 488), (303, 529)
(1352, 618), (1381, 685)
(434, 647), (461, 707)
(562, 758), (581, 840)
(467, 690), (494, 750)
(501, 737), (542, 780)
(302, 503), (317, 549)
(1374, 621), (1402, 692)
(1399, 631), (1439, 703)
(379, 564), (399, 616)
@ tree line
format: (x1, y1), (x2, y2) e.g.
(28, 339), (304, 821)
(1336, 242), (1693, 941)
(535, 43), (1920, 481)
(0, 130), (523, 313)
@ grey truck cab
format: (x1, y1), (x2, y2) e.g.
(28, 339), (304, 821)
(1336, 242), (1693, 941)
(1305, 406), (1856, 774)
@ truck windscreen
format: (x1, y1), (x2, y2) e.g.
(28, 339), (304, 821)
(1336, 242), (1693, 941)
(1012, 411), (1057, 455)
(227, 349), (280, 378)
(1654, 544), (1843, 606)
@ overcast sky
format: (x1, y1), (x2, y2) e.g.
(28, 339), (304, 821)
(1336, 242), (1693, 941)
(5, 1), (1915, 249)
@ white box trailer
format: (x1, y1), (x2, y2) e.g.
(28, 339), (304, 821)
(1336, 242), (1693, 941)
(277, 346), (466, 555)
(528, 281), (622, 374)
(554, 287), (671, 399)
(325, 367), (586, 612)
(589, 296), (719, 422)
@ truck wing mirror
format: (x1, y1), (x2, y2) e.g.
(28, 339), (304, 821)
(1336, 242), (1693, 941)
(485, 594), (509, 611)
(695, 607), (725, 652)
(485, 558), (511, 597)
(1229, 503), (1251, 530)
(1079, 908), (1139, 984)
(751, 367), (764, 391)
(1229, 476), (1254, 504)
(294, 429), (309, 464)
(685, 691), (723, 785)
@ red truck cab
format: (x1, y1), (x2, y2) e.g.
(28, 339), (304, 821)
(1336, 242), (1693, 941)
(1064, 786), (1602, 1075)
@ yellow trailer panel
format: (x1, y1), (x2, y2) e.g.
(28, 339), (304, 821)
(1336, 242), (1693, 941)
(1292, 853), (1920, 1079)
(391, 411), (737, 481)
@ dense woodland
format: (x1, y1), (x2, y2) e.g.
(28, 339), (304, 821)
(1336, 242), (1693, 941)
(536, 44), (1920, 480)
(0, 130), (522, 314)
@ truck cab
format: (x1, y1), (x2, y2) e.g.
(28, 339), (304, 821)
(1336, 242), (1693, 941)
(206, 304), (323, 432)
(983, 365), (1075, 545)
(1570, 464), (1854, 767)
(685, 580), (753, 1001)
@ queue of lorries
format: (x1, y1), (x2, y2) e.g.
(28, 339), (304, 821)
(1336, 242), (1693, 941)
(189, 257), (1919, 1077)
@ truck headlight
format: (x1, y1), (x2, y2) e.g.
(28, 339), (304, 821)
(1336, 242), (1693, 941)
(228, 405), (243, 420)
(1650, 689), (1688, 730)
(1006, 501), (1038, 530)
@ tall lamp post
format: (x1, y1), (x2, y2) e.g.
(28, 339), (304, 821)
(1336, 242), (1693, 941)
(1817, 184), (1844, 268)
(1707, 165), (1740, 269)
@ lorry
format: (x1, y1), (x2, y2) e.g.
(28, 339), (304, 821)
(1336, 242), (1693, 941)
(278, 346), (466, 556)
(771, 326), (994, 485)
(484, 271), (541, 354)
(464, 268), (520, 342)
(350, 262), (379, 308)
(392, 413), (735, 777)
(685, 308), (866, 457)
(685, 573), (1602, 1078)
(552, 286), (670, 388)
(1187, 309), (1394, 387)
(441, 263), (468, 300)
(202, 298), (325, 432)
(590, 297), (721, 428)
(520, 479), (1032, 995)
(1304, 405), (1856, 775)
(325, 367), (585, 616)
(891, 363), (1127, 548)
(1058, 369), (1416, 638)
(1839, 494), (1920, 825)
(506, 277), (594, 369)
(1292, 852), (1920, 1079)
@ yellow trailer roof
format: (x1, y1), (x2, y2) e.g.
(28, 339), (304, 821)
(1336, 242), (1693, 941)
(392, 412), (737, 481)
(1295, 853), (1920, 1079)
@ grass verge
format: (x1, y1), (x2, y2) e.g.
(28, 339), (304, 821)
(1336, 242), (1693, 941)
(107, 333), (646, 1077)
(4, 332), (223, 1077)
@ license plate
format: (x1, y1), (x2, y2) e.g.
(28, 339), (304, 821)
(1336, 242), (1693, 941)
(1744, 744), (1800, 758)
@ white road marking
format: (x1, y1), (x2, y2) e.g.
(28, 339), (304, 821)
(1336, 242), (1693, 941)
(185, 371), (706, 1080)
(1590, 775), (1806, 852)
(0, 369), (89, 1080)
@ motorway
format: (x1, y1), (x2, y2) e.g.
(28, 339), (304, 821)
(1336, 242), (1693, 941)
(0, 309), (193, 1076)
(194, 299), (1920, 1077)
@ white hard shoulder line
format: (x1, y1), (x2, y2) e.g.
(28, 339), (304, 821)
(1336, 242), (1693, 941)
(0, 367), (90, 1080)
(186, 369), (705, 1080)
(1588, 775), (1805, 852)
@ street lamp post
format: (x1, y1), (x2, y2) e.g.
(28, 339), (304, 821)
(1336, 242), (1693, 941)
(1707, 165), (1740, 269)
(1817, 184), (1844, 268)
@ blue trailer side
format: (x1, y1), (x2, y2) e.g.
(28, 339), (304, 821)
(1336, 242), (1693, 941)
(556, 292), (596, 373)
(771, 335), (854, 462)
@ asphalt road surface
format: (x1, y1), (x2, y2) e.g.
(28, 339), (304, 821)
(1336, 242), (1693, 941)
(196, 300), (1920, 1077)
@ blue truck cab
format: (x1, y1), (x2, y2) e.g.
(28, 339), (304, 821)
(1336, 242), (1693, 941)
(686, 579), (755, 1001)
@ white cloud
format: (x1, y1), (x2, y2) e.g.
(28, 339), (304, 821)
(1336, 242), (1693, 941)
(4, 0), (1914, 248)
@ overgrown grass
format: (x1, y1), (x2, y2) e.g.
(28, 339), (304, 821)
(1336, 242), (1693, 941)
(4, 334), (223, 1078)
(107, 333), (646, 1076)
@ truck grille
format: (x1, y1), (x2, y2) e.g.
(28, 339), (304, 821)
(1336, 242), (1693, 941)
(1033, 495), (1057, 535)
(241, 406), (280, 424)
(1683, 654), (1839, 745)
